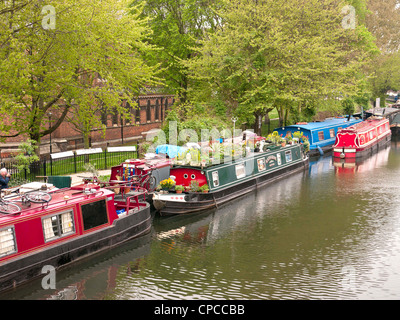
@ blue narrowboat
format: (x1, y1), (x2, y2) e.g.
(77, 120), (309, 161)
(274, 117), (363, 156)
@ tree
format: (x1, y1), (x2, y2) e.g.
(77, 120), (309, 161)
(132, 0), (222, 103)
(185, 0), (377, 133)
(0, 0), (158, 154)
(365, 0), (400, 105)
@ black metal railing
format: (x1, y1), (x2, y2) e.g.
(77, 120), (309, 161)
(1, 147), (139, 186)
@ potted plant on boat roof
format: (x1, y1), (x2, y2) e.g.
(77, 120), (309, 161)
(301, 135), (310, 153)
(285, 133), (293, 144)
(159, 178), (176, 192)
(199, 184), (209, 193)
(175, 185), (185, 193)
(189, 180), (200, 192)
(293, 131), (303, 143)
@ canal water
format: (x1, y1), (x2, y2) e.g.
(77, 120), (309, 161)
(2, 141), (400, 300)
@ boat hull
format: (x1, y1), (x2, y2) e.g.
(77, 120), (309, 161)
(333, 131), (391, 159)
(0, 204), (151, 292)
(153, 157), (309, 216)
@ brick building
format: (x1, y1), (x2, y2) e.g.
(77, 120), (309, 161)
(0, 94), (175, 158)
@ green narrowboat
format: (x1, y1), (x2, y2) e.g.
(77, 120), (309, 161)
(152, 143), (309, 216)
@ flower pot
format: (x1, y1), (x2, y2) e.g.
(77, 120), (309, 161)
(176, 190), (183, 194)
(202, 190), (209, 193)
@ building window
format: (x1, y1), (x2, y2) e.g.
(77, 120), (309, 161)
(112, 110), (118, 126)
(329, 129), (335, 138)
(285, 150), (292, 162)
(0, 227), (17, 257)
(135, 107), (141, 123)
(43, 210), (75, 242)
(212, 171), (219, 187)
(318, 131), (324, 141)
(146, 100), (151, 122)
(235, 164), (246, 179)
(155, 99), (160, 120)
(100, 110), (108, 126)
(81, 200), (108, 231)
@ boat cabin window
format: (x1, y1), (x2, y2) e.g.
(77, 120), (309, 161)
(329, 129), (335, 138)
(318, 131), (324, 141)
(285, 150), (292, 162)
(81, 199), (108, 231)
(235, 164), (246, 179)
(43, 210), (75, 242)
(257, 158), (266, 172)
(212, 171), (219, 187)
(0, 227), (17, 257)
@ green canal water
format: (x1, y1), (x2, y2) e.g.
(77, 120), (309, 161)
(3, 141), (400, 300)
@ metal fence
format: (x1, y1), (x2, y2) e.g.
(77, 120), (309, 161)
(1, 146), (138, 186)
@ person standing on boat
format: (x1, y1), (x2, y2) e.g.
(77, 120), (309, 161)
(0, 168), (11, 190)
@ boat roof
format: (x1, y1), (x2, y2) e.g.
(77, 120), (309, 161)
(276, 117), (361, 131)
(339, 118), (388, 133)
(0, 184), (114, 224)
(365, 107), (400, 117)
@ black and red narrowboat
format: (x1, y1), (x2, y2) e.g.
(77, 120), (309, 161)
(109, 157), (171, 193)
(333, 118), (391, 160)
(0, 180), (151, 292)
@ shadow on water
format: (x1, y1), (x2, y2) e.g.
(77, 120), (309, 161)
(3, 141), (400, 299)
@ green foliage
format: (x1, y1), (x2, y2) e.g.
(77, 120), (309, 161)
(132, 0), (222, 101)
(185, 0), (377, 127)
(162, 103), (228, 145)
(13, 139), (40, 173)
(83, 163), (99, 178)
(341, 98), (356, 115)
(0, 0), (158, 151)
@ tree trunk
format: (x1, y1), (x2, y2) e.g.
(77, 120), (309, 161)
(277, 106), (284, 127)
(29, 131), (41, 158)
(253, 112), (263, 136)
(264, 113), (271, 134)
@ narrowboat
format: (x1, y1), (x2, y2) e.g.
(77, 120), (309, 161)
(332, 117), (391, 159)
(274, 117), (363, 157)
(152, 143), (309, 216)
(0, 180), (151, 292)
(108, 156), (171, 194)
(390, 113), (400, 136)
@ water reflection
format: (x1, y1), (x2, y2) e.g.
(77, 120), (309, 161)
(2, 142), (400, 299)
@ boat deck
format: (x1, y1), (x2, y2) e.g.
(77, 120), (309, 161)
(340, 118), (387, 133)
(0, 184), (112, 222)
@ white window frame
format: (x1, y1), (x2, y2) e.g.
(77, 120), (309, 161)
(235, 164), (246, 179)
(257, 158), (266, 172)
(212, 171), (219, 187)
(285, 150), (292, 162)
(42, 210), (75, 242)
(0, 226), (17, 258)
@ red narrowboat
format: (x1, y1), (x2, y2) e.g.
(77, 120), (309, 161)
(333, 118), (391, 159)
(0, 180), (151, 292)
(109, 157), (171, 194)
